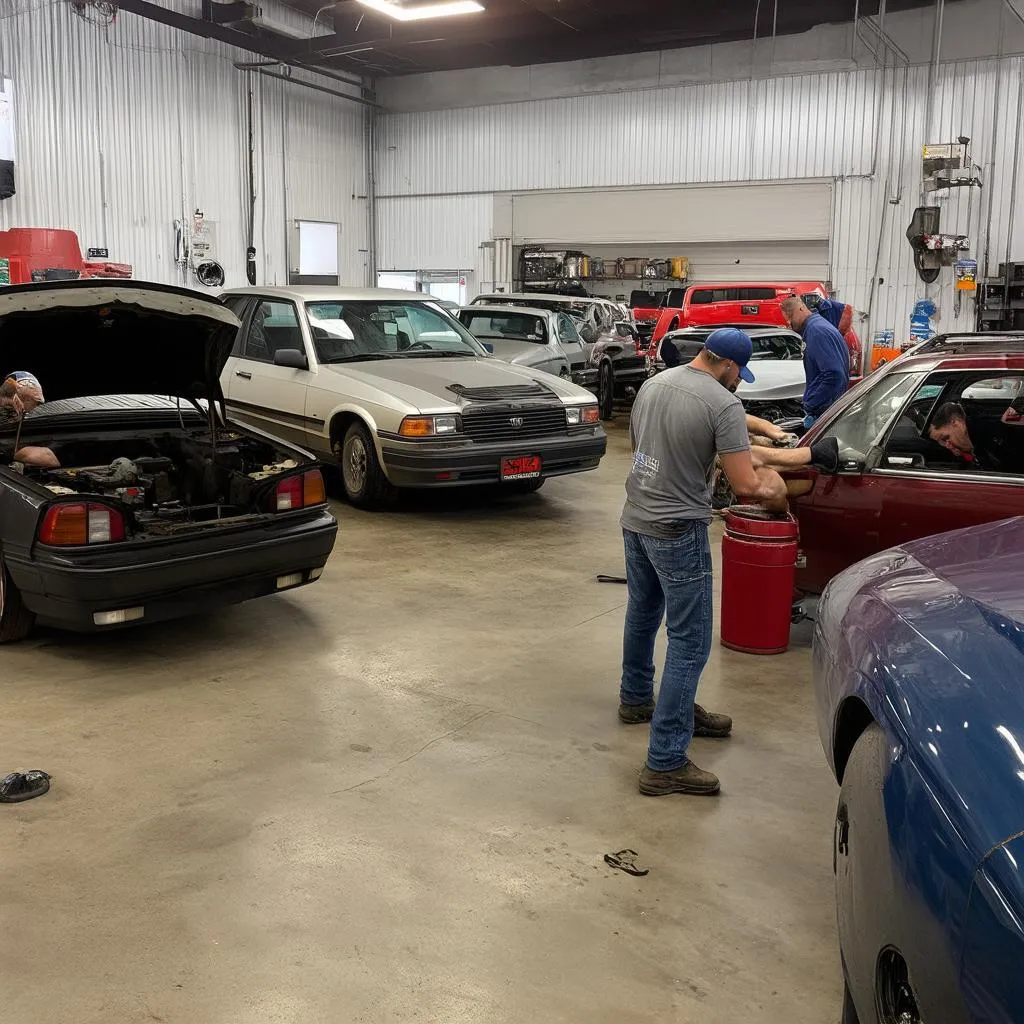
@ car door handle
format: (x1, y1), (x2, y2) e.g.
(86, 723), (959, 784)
(235, 370), (252, 380)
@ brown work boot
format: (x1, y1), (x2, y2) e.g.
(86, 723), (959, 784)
(618, 699), (655, 724)
(694, 704), (732, 738)
(639, 761), (720, 796)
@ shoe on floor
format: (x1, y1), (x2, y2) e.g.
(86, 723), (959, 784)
(618, 699), (655, 724)
(694, 704), (732, 738)
(639, 761), (720, 796)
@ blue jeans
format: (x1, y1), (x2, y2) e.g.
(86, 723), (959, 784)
(619, 525), (713, 772)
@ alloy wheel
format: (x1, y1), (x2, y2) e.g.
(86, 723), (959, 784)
(343, 434), (368, 495)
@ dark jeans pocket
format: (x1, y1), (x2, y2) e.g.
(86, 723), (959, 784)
(642, 525), (710, 584)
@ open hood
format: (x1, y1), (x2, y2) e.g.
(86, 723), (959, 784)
(0, 281), (239, 406)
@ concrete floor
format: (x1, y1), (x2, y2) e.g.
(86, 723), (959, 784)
(0, 419), (841, 1024)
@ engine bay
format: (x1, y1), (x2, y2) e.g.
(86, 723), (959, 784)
(23, 430), (305, 536)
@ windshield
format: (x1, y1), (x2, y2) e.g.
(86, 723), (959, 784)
(459, 311), (547, 344)
(819, 372), (921, 462)
(305, 301), (483, 363)
(750, 334), (803, 360)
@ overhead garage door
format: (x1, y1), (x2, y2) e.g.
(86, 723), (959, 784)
(497, 181), (832, 284)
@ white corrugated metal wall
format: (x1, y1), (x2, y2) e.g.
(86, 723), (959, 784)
(0, 1), (369, 289)
(376, 56), (1024, 343)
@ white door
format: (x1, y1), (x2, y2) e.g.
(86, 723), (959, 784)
(222, 297), (315, 449)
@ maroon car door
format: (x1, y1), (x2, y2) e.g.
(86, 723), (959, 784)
(874, 371), (1024, 550)
(791, 370), (924, 594)
(791, 472), (887, 594)
(874, 469), (1024, 552)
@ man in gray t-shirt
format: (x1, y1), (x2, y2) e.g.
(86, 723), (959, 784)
(618, 329), (786, 798)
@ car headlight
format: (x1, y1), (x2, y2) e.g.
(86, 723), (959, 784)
(398, 414), (461, 437)
(566, 405), (600, 426)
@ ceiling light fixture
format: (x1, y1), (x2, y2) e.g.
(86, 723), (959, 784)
(356, 0), (485, 21)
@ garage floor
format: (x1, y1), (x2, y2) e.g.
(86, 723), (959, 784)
(1, 420), (840, 1024)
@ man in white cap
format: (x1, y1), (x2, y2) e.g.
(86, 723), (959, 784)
(618, 328), (786, 797)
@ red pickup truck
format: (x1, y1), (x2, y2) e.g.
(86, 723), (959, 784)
(629, 289), (667, 338)
(648, 281), (863, 380)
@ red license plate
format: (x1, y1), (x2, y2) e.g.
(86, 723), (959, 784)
(501, 455), (542, 481)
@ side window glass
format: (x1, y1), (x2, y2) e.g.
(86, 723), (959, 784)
(244, 300), (302, 363)
(557, 314), (578, 344)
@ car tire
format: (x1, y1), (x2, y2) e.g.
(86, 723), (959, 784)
(598, 358), (615, 420)
(0, 556), (35, 644)
(836, 722), (903, 1024)
(339, 422), (397, 510)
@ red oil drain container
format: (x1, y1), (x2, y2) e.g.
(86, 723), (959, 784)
(720, 506), (799, 655)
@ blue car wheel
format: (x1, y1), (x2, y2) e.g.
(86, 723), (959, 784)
(836, 723), (923, 1024)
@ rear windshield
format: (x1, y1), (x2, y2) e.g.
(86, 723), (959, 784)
(689, 287), (778, 304)
(459, 311), (547, 344)
(629, 290), (665, 307)
(750, 334), (803, 360)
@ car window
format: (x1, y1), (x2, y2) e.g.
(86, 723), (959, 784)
(557, 314), (580, 344)
(883, 372), (1024, 475)
(304, 301), (483, 363)
(243, 300), (303, 363)
(749, 335), (802, 360)
(221, 295), (250, 317)
(630, 290), (665, 307)
(818, 372), (921, 462)
(962, 376), (1024, 400)
(689, 287), (777, 304)
(460, 311), (547, 344)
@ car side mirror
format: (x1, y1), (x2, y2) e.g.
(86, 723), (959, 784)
(273, 348), (308, 370)
(579, 325), (597, 344)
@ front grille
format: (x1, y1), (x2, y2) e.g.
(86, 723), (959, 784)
(462, 405), (568, 444)
(447, 382), (553, 402)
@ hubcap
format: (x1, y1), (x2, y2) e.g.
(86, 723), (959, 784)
(343, 436), (368, 494)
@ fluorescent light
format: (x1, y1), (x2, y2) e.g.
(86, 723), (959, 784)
(357, 0), (484, 21)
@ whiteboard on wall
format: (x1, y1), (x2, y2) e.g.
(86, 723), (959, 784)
(508, 182), (832, 246)
(298, 221), (339, 276)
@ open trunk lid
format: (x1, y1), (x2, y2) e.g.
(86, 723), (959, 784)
(0, 280), (238, 405)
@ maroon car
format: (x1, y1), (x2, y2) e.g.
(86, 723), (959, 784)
(787, 334), (1024, 594)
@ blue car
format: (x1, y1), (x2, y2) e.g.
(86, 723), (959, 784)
(813, 516), (1024, 1023)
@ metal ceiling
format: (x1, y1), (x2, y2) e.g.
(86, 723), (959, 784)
(118, 0), (953, 82)
(269, 0), (943, 76)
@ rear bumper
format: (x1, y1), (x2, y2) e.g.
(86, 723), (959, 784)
(6, 510), (338, 632)
(380, 432), (606, 488)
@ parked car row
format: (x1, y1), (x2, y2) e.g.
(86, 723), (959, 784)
(0, 281), (608, 643)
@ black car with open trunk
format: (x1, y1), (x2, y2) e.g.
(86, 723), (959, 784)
(0, 281), (337, 642)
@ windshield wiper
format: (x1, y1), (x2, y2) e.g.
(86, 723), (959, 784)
(321, 353), (397, 364)
(395, 350), (475, 358)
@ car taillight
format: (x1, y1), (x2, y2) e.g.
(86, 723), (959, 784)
(274, 470), (326, 511)
(39, 503), (126, 545)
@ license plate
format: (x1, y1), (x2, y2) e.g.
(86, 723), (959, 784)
(501, 455), (542, 480)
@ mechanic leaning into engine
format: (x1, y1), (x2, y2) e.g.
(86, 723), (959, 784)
(0, 371), (59, 468)
(780, 296), (850, 429)
(618, 328), (788, 798)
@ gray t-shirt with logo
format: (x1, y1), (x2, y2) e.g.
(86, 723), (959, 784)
(620, 364), (750, 539)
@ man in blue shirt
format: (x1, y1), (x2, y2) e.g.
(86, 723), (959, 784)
(780, 296), (850, 427)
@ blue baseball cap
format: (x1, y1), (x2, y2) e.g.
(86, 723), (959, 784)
(705, 328), (755, 383)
